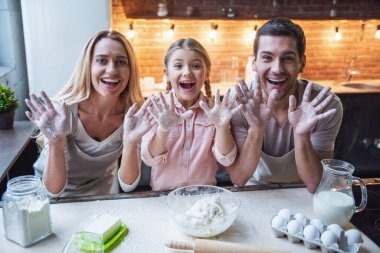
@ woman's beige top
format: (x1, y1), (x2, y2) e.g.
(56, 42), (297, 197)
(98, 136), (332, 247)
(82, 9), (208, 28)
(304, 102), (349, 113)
(34, 103), (139, 197)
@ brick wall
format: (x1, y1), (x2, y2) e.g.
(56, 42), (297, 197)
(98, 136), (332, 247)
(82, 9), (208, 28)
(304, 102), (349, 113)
(112, 1), (380, 83)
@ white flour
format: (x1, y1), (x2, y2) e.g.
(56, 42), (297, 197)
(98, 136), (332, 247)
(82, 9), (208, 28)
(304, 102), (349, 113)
(177, 195), (236, 237)
(184, 196), (225, 226)
(3, 197), (52, 247)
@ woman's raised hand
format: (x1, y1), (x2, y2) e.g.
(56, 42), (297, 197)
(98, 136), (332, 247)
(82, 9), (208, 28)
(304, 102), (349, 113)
(199, 89), (242, 128)
(25, 91), (68, 141)
(148, 91), (193, 133)
(123, 97), (156, 143)
(289, 81), (336, 135)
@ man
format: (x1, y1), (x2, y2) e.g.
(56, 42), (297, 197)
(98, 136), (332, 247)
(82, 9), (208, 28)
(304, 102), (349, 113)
(226, 17), (343, 193)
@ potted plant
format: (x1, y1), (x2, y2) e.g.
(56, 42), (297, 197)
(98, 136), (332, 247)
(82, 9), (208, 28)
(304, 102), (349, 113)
(0, 83), (19, 130)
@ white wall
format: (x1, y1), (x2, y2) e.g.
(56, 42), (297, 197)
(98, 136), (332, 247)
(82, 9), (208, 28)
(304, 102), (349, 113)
(0, 0), (29, 120)
(21, 0), (111, 97)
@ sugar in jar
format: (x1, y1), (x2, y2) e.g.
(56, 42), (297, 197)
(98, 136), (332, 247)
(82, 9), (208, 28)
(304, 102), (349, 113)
(2, 175), (52, 247)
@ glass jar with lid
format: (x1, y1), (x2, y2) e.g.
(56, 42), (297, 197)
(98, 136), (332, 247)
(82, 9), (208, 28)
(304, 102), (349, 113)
(2, 175), (52, 247)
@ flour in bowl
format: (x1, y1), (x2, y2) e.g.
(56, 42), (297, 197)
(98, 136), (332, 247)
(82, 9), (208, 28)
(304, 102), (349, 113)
(176, 195), (236, 237)
(185, 196), (225, 226)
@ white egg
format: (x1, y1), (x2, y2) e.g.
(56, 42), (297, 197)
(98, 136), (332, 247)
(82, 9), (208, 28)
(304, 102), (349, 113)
(321, 230), (338, 247)
(303, 224), (320, 240)
(327, 224), (344, 240)
(345, 229), (363, 246)
(287, 219), (303, 235)
(294, 213), (308, 226)
(278, 208), (292, 221)
(271, 215), (287, 229)
(310, 218), (325, 233)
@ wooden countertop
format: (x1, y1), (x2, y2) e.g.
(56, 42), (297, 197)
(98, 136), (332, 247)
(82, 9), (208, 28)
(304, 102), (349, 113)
(142, 79), (380, 97)
(0, 121), (36, 181)
(0, 187), (378, 252)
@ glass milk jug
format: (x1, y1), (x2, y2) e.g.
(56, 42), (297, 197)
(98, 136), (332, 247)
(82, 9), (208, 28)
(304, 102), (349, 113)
(313, 159), (367, 227)
(2, 175), (52, 247)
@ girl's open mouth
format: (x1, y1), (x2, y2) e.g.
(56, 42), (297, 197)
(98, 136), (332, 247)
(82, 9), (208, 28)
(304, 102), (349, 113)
(179, 81), (196, 90)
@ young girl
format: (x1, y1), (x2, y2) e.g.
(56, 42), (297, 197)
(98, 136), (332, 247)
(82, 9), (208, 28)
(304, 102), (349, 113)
(25, 31), (155, 197)
(140, 38), (242, 191)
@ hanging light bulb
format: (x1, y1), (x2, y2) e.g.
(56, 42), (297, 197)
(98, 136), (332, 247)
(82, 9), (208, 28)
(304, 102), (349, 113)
(335, 27), (342, 40)
(165, 24), (175, 40)
(210, 24), (218, 42)
(376, 25), (380, 39)
(249, 25), (258, 41)
(126, 23), (136, 40)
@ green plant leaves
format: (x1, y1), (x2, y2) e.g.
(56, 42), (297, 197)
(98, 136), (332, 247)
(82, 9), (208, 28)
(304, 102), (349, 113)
(0, 84), (19, 112)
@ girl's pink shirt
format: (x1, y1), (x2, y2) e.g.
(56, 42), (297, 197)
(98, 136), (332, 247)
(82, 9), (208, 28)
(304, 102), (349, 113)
(141, 92), (237, 191)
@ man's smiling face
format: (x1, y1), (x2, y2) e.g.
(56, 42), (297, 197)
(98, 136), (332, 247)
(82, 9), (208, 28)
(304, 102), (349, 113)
(253, 35), (305, 101)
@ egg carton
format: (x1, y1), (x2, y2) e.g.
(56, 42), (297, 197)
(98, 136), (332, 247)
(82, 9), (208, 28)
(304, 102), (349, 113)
(270, 209), (362, 253)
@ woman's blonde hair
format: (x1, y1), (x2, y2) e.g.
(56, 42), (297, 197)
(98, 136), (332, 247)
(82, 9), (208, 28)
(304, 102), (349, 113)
(164, 38), (212, 98)
(54, 30), (143, 107)
(36, 31), (143, 147)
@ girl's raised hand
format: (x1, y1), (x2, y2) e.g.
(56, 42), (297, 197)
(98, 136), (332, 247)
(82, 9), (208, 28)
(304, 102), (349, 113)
(25, 91), (68, 141)
(199, 89), (242, 128)
(148, 91), (193, 133)
(288, 82), (336, 135)
(123, 97), (156, 143)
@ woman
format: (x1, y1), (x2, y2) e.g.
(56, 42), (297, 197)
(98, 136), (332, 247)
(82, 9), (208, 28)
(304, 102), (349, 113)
(25, 30), (154, 197)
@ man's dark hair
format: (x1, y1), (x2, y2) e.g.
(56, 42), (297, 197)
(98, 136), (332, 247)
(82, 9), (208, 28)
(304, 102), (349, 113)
(253, 17), (306, 59)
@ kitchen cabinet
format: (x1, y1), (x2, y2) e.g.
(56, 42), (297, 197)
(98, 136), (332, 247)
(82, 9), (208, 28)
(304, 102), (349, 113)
(0, 121), (37, 196)
(334, 92), (380, 177)
(120, 0), (380, 20)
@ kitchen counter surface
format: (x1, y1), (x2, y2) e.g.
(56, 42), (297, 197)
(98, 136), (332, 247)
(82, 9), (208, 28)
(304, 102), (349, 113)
(0, 121), (36, 181)
(0, 187), (378, 253)
(142, 79), (380, 97)
(328, 80), (380, 94)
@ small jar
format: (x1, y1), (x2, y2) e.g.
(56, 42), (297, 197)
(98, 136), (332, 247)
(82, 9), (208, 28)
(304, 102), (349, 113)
(2, 175), (52, 247)
(157, 0), (168, 17)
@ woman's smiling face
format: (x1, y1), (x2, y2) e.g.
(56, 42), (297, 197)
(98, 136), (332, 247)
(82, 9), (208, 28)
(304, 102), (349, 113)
(165, 48), (209, 108)
(91, 38), (130, 99)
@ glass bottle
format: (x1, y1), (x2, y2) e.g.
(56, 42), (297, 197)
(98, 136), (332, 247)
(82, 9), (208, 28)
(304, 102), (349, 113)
(2, 175), (52, 247)
(313, 159), (367, 227)
(231, 56), (239, 82)
(245, 56), (255, 83)
(157, 0), (168, 17)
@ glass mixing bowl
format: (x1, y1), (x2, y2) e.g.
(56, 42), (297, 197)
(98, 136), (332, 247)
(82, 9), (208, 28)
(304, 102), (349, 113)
(166, 185), (240, 238)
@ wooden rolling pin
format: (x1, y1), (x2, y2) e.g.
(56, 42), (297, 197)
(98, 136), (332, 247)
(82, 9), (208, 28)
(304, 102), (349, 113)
(165, 239), (290, 253)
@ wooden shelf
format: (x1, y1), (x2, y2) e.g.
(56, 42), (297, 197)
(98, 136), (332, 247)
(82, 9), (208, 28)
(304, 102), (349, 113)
(119, 0), (380, 21)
